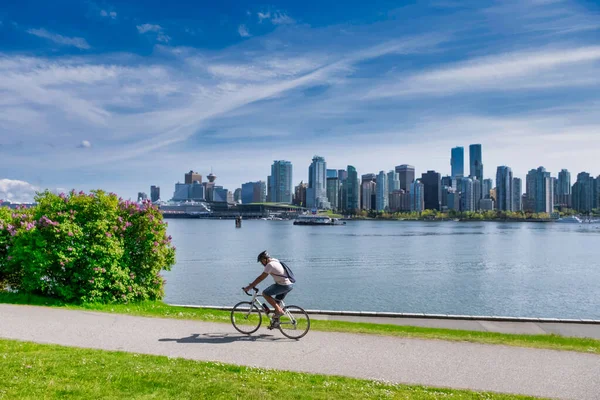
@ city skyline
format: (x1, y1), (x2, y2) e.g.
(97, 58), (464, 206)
(1, 0), (600, 202)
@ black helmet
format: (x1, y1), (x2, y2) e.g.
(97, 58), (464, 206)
(257, 250), (269, 262)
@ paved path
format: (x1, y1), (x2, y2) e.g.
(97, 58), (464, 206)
(1, 304), (599, 399)
(175, 305), (600, 339)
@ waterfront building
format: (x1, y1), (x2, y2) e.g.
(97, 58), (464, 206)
(421, 170), (442, 211)
(512, 177), (522, 212)
(190, 182), (205, 201)
(376, 171), (388, 211)
(345, 165), (360, 212)
(173, 183), (191, 201)
(307, 156), (330, 209)
(326, 176), (340, 210)
(327, 169), (338, 179)
(572, 172), (595, 213)
(387, 170), (400, 192)
(361, 179), (376, 211)
(241, 181), (266, 204)
(446, 188), (460, 211)
(233, 188), (242, 203)
(137, 192), (148, 202)
(557, 169), (571, 208)
(479, 198), (494, 211)
(496, 166), (513, 211)
(482, 179), (493, 199)
(389, 190), (410, 212)
(469, 144), (483, 182)
(293, 181), (307, 207)
(337, 169), (348, 182)
(150, 185), (160, 202)
(472, 178), (482, 211)
(395, 165), (415, 192)
(269, 160), (293, 204)
(410, 180), (424, 212)
(184, 170), (202, 185)
(441, 176), (457, 191)
(451, 146), (464, 178)
(459, 177), (474, 212)
(212, 186), (228, 202)
(535, 167), (554, 213)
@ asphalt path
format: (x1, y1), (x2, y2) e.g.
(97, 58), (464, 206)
(1, 304), (599, 399)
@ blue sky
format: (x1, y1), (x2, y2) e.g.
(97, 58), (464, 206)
(1, 0), (599, 202)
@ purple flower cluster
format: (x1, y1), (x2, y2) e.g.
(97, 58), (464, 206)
(38, 216), (59, 227)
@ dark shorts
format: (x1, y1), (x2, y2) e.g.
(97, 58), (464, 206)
(263, 284), (293, 301)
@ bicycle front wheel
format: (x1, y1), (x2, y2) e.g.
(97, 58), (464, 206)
(278, 305), (310, 339)
(231, 301), (262, 334)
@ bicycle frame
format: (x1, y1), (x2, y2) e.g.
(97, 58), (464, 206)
(244, 288), (298, 327)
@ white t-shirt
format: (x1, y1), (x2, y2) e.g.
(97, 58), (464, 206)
(263, 258), (292, 285)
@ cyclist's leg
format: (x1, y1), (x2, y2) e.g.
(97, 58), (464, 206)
(263, 284), (293, 316)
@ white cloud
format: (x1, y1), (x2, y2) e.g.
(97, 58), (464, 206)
(367, 46), (600, 98)
(238, 24), (251, 37)
(100, 10), (117, 19)
(26, 28), (91, 50)
(137, 24), (162, 34)
(78, 140), (92, 148)
(0, 179), (39, 203)
(271, 12), (295, 25)
(257, 10), (295, 25)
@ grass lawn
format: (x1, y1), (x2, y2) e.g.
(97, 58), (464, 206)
(0, 339), (537, 399)
(2, 292), (599, 355)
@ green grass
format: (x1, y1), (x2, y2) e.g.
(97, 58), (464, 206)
(0, 339), (537, 399)
(2, 292), (600, 355)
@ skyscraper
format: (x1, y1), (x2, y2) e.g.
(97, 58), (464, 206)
(459, 177), (474, 212)
(387, 170), (400, 192)
(421, 170), (441, 211)
(482, 179), (493, 199)
(345, 166), (360, 212)
(469, 144), (483, 182)
(361, 179), (376, 211)
(326, 176), (340, 210)
(395, 165), (415, 192)
(472, 178), (482, 211)
(150, 185), (160, 202)
(184, 170), (202, 184)
(496, 166), (513, 211)
(233, 188), (242, 203)
(307, 156), (330, 209)
(293, 182), (307, 207)
(534, 167), (554, 213)
(557, 169), (571, 208)
(376, 171), (388, 211)
(451, 146), (464, 178)
(512, 178), (522, 212)
(410, 180), (424, 212)
(337, 169), (348, 182)
(241, 181), (266, 204)
(269, 160), (293, 204)
(441, 176), (457, 191)
(572, 172), (595, 213)
(327, 169), (338, 178)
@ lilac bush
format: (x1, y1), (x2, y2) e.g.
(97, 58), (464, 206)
(0, 190), (175, 303)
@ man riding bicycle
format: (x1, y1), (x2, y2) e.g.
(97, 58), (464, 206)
(243, 250), (293, 326)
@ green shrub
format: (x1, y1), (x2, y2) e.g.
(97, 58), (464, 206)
(0, 190), (175, 303)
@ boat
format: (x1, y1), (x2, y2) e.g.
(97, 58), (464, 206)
(556, 216), (582, 224)
(293, 215), (346, 226)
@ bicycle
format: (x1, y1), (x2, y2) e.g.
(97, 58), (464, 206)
(231, 287), (311, 339)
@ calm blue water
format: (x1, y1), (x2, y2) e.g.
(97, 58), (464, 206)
(164, 219), (600, 319)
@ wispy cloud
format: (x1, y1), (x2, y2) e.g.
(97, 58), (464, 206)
(238, 24), (251, 37)
(367, 46), (600, 98)
(100, 10), (117, 19)
(26, 28), (90, 50)
(257, 10), (295, 25)
(137, 24), (162, 34)
(137, 24), (171, 43)
(0, 179), (39, 203)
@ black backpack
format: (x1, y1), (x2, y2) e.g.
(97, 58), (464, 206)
(278, 261), (297, 283)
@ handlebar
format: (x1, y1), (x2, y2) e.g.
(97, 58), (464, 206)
(243, 287), (259, 296)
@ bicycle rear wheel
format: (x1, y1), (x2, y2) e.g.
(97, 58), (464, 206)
(278, 305), (310, 339)
(231, 301), (262, 334)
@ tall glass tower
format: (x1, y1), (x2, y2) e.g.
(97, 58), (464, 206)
(496, 166), (513, 211)
(345, 165), (360, 212)
(451, 146), (464, 178)
(269, 160), (293, 203)
(469, 144), (483, 182)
